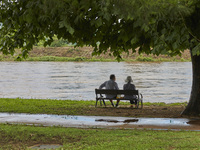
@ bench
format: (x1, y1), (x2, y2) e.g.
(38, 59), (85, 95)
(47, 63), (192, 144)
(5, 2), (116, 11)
(95, 89), (143, 108)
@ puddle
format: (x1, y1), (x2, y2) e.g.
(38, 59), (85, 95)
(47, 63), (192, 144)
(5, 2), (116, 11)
(29, 144), (62, 149)
(95, 118), (195, 126)
(96, 119), (139, 123)
(0, 113), (199, 129)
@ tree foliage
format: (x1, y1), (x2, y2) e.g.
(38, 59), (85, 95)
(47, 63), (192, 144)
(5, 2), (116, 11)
(0, 0), (199, 60)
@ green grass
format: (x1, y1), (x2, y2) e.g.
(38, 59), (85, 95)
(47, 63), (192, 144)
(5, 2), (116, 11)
(136, 55), (155, 62)
(0, 55), (117, 62)
(127, 56), (191, 62)
(0, 98), (94, 115)
(0, 124), (200, 150)
(25, 56), (116, 62)
(0, 98), (187, 115)
(0, 55), (191, 62)
(0, 98), (193, 149)
(20, 56), (191, 62)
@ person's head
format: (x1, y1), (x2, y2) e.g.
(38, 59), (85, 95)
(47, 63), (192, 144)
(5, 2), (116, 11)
(110, 74), (116, 81)
(125, 76), (133, 83)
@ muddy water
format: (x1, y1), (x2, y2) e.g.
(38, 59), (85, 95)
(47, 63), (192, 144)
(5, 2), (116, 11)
(0, 113), (192, 127)
(1, 113), (200, 131)
(0, 62), (192, 103)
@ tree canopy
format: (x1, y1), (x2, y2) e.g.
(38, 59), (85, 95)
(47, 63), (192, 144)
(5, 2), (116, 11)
(0, 0), (199, 60)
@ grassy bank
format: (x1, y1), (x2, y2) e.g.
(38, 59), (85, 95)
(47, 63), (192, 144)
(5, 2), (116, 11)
(26, 56), (116, 62)
(0, 98), (93, 115)
(26, 56), (191, 62)
(0, 124), (199, 149)
(0, 55), (191, 62)
(0, 46), (191, 62)
(0, 98), (187, 118)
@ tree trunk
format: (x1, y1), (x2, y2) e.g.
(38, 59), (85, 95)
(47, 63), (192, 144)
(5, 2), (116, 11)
(182, 50), (200, 116)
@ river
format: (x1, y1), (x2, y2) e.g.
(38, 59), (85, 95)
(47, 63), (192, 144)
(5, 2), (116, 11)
(0, 61), (192, 103)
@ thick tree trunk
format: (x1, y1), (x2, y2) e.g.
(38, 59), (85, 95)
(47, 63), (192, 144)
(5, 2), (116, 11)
(182, 50), (200, 116)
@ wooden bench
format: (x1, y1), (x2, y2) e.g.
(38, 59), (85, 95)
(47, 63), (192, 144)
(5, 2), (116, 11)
(95, 89), (143, 108)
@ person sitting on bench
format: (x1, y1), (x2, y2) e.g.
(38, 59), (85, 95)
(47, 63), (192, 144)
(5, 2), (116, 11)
(123, 76), (137, 107)
(99, 74), (120, 107)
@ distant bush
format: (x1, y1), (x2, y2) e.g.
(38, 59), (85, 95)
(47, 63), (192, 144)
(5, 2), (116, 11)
(35, 36), (70, 47)
(136, 55), (154, 62)
(50, 39), (69, 47)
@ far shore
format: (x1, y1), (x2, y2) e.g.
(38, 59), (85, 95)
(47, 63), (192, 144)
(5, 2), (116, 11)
(0, 46), (191, 62)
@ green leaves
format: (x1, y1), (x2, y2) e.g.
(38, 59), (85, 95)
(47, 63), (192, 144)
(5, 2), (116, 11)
(59, 21), (74, 35)
(0, 0), (198, 59)
(23, 11), (33, 23)
(192, 43), (200, 56)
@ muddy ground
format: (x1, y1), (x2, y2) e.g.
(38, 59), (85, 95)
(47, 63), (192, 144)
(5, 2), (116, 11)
(80, 104), (200, 130)
(84, 104), (187, 118)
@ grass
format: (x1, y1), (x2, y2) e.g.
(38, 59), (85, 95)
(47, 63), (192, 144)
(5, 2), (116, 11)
(128, 55), (191, 62)
(0, 98), (193, 149)
(0, 55), (191, 62)
(25, 56), (116, 62)
(23, 56), (192, 62)
(0, 98), (93, 115)
(0, 124), (200, 149)
(0, 98), (187, 115)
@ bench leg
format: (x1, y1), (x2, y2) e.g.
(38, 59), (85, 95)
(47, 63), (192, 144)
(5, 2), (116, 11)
(136, 99), (143, 109)
(103, 100), (106, 107)
(140, 94), (143, 109)
(140, 99), (143, 109)
(135, 100), (139, 109)
(100, 99), (102, 106)
(95, 100), (98, 107)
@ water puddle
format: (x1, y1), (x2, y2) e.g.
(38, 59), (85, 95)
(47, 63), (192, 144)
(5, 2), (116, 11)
(29, 144), (62, 150)
(0, 113), (199, 130)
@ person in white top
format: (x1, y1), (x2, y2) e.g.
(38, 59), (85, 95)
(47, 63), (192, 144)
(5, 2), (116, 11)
(99, 74), (120, 107)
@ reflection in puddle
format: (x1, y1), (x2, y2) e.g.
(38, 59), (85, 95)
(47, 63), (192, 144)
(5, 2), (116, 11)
(96, 119), (120, 123)
(187, 120), (200, 125)
(124, 119), (139, 123)
(95, 119), (139, 123)
(96, 118), (192, 126)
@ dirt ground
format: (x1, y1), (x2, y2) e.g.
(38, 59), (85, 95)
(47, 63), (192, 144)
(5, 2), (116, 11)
(85, 104), (187, 118)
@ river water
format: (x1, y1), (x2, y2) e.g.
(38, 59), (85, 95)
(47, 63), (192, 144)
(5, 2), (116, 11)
(0, 62), (192, 103)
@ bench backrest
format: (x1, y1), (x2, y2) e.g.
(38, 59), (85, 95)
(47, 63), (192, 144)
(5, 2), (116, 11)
(95, 89), (139, 95)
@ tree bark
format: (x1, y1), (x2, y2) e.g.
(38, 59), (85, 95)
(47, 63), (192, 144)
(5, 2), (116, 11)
(182, 50), (200, 116)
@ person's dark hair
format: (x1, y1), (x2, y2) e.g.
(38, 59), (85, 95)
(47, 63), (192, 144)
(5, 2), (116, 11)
(110, 74), (115, 80)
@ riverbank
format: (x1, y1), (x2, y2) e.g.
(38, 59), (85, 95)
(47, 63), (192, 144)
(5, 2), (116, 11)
(0, 46), (191, 62)
(0, 98), (187, 118)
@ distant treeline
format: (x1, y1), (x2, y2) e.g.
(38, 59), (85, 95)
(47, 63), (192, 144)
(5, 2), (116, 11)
(35, 37), (75, 47)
